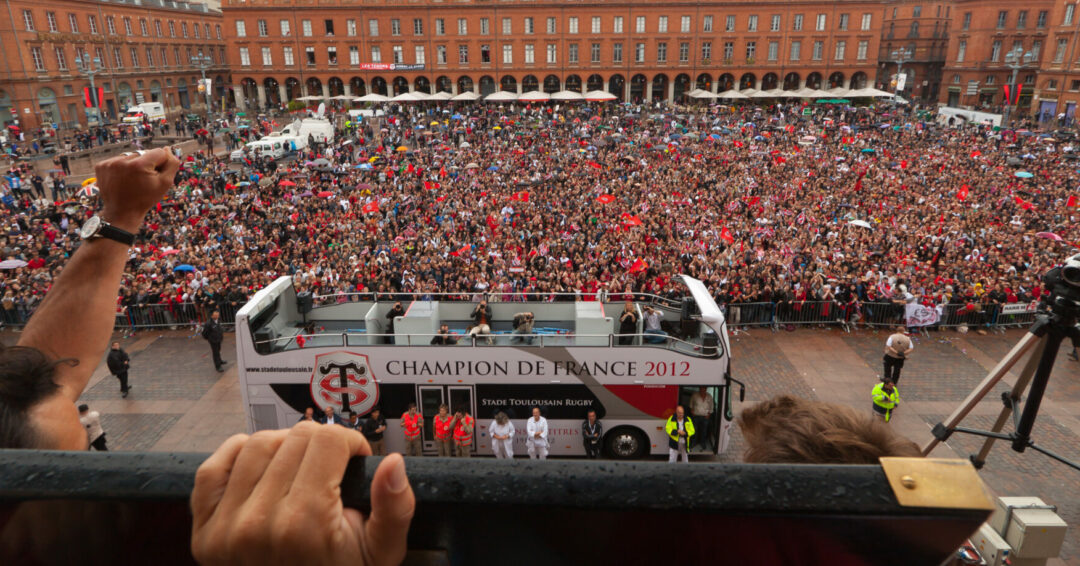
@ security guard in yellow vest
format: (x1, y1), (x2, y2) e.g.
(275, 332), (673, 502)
(872, 379), (900, 422)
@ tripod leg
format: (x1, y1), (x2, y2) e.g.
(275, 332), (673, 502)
(922, 331), (1042, 455)
(969, 337), (1047, 468)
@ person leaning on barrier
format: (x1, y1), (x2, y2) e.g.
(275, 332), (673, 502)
(490, 411), (515, 459)
(739, 395), (921, 464)
(511, 311), (535, 344)
(618, 301), (639, 345)
(430, 324), (458, 345)
(469, 299), (493, 344)
(0, 148), (417, 566)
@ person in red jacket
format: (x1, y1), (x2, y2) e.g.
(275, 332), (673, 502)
(400, 403), (424, 457)
(433, 403), (454, 457)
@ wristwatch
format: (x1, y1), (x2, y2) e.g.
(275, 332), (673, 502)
(79, 216), (136, 246)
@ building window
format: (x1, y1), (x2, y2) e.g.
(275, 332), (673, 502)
(168, 21), (175, 37)
(238, 47), (250, 66)
(1033, 40), (1042, 58)
(301, 20), (311, 36)
(414, 18), (423, 36)
(614, 16), (623, 33)
(153, 19), (162, 37)
(790, 40), (800, 61)
(458, 18), (467, 35)
(636, 16), (645, 33)
(500, 18), (509, 35)
(106, 16), (116, 34)
(206, 23), (212, 39)
(503, 44), (513, 64)
(181, 22), (188, 38)
(839, 13), (848, 31)
(436, 45), (446, 64)
(258, 19), (268, 36)
(371, 46), (381, 63)
(525, 17), (533, 34)
(770, 15), (781, 32)
(480, 44), (490, 63)
(305, 46), (315, 65)
(767, 41), (778, 61)
(369, 19), (378, 37)
(525, 43), (535, 63)
(834, 40), (845, 60)
(725, 15), (735, 32)
(279, 20), (289, 36)
(234, 20), (246, 37)
(547, 43), (557, 63)
(1037, 10), (1048, 28)
(172, 47), (180, 65)
(392, 45), (403, 64)
(1017, 11), (1027, 29)
(658, 16), (668, 33)
(701, 42), (712, 61)
(415, 45), (425, 64)
(612, 43), (622, 63)
(459, 45), (469, 63)
(745, 41), (756, 60)
(141, 19), (151, 36)
(1047, 78), (1058, 89)
(569, 17), (579, 34)
(480, 18), (489, 35)
(30, 46), (44, 70)
(90, 15), (99, 34)
(957, 40), (966, 62)
(349, 46), (359, 65)
(547, 17), (557, 34)
(985, 75), (995, 85)
(67, 14), (79, 33)
(347, 19), (357, 36)
(145, 47), (154, 66)
(436, 18), (446, 35)
(22, 9), (34, 31)
(679, 42), (689, 62)
(681, 16), (690, 33)
(1071, 79), (1080, 90)
(962, 13), (971, 30)
(127, 47), (138, 67)
(1055, 38), (1068, 63)
(703, 16), (713, 32)
(1066, 4), (1076, 26)
(816, 14), (826, 31)
(261, 47), (272, 66)
(46, 11), (57, 32)
(857, 40), (868, 60)
(991, 40), (1001, 62)
(592, 17), (601, 34)
(657, 42), (667, 62)
(590, 42), (601, 62)
(997, 11), (1007, 29)
(723, 41), (733, 61)
(812, 41), (823, 60)
(909, 22), (919, 38)
(861, 13), (872, 31)
(328, 46), (337, 65)
(793, 14), (803, 31)
(160, 48), (168, 66)
(391, 19), (400, 36)
(569, 43), (578, 63)
(635, 42), (645, 62)
(54, 46), (68, 70)
(748, 15), (757, 31)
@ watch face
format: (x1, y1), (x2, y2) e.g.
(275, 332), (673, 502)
(80, 216), (101, 239)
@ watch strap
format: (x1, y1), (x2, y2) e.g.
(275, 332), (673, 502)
(97, 222), (137, 246)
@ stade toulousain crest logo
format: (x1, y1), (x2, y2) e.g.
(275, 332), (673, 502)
(310, 351), (380, 416)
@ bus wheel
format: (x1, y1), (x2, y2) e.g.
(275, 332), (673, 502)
(605, 427), (647, 460)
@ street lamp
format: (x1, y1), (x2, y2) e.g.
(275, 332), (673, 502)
(890, 47), (913, 97)
(190, 53), (214, 120)
(74, 55), (104, 126)
(1003, 46), (1035, 126)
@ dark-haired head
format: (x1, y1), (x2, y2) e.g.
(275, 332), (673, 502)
(0, 346), (72, 449)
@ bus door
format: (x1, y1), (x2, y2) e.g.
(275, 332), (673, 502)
(417, 385), (476, 454)
(679, 385), (720, 453)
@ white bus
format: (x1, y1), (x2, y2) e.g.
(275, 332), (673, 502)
(235, 276), (740, 459)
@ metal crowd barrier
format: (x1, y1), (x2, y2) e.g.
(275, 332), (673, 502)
(3, 303), (242, 335)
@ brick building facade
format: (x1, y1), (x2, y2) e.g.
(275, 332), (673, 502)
(0, 0), (230, 132)
(875, 0), (949, 101)
(221, 0), (885, 110)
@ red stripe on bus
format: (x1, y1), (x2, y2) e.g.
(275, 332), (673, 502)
(604, 384), (678, 419)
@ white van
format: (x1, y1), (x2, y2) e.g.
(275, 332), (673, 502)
(122, 102), (166, 124)
(276, 118), (334, 144)
(230, 138), (297, 163)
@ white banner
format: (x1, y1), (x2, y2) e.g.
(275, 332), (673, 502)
(999, 302), (1038, 315)
(905, 303), (941, 327)
(896, 73), (908, 91)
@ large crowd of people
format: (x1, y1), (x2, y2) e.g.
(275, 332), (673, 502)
(1, 98), (1077, 330)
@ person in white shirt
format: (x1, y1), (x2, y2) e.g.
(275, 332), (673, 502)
(78, 404), (107, 451)
(489, 411), (515, 459)
(525, 406), (549, 460)
(689, 387), (714, 450)
(642, 306), (667, 344)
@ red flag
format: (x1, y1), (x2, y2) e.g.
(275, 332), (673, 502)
(1002, 85), (1010, 105)
(439, 166), (447, 177)
(721, 227), (734, 244)
(436, 195), (446, 202)
(362, 202), (379, 214)
(970, 150), (982, 158)
(957, 184), (969, 201)
(900, 160), (908, 169)
(1067, 195), (1080, 208)
(621, 213), (643, 226)
(745, 196), (760, 206)
(733, 140), (743, 148)
(424, 181), (433, 190)
(597, 194), (615, 204)
(450, 244), (471, 257)
(628, 258), (648, 274)
(511, 191), (530, 202)
(486, 214), (499, 231)
(587, 161), (602, 169)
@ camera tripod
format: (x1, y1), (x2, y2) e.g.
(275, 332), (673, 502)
(922, 312), (1080, 471)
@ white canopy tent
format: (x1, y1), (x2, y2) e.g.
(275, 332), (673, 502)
(518, 91), (551, 102)
(716, 89), (749, 100)
(686, 88), (719, 100)
(584, 90), (617, 101)
(551, 90), (585, 101)
(354, 93), (390, 103)
(451, 91), (481, 101)
(485, 91), (519, 102)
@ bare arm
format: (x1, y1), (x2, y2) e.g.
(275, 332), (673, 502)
(17, 149), (178, 402)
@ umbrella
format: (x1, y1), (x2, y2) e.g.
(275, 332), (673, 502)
(847, 220), (873, 229)
(236, 181), (251, 187)
(460, 142), (472, 148)
(465, 162), (480, 169)
(355, 163), (374, 170)
(485, 91), (519, 102)
(551, 90), (585, 101)
(396, 146), (409, 152)
(487, 166), (499, 171)
(452, 114), (466, 120)
(428, 91), (454, 101)
(0, 259), (28, 270)
(160, 249), (182, 256)
(311, 158), (330, 166)
(518, 91), (550, 102)
(298, 191), (314, 197)
(356, 183), (372, 190)
(354, 93), (390, 103)
(81, 177), (97, 187)
(81, 184), (99, 198)
(279, 180), (297, 186)
(318, 191), (334, 198)
(584, 90), (617, 101)
(1015, 171), (1034, 178)
(174, 264), (196, 272)
(1036, 231), (1064, 241)
(451, 92), (481, 101)
(861, 148), (876, 153)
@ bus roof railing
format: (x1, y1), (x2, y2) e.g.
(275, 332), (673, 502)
(0, 450), (993, 565)
(253, 332), (723, 358)
(310, 290), (689, 310)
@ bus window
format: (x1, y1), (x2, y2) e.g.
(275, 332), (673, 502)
(418, 386), (444, 450)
